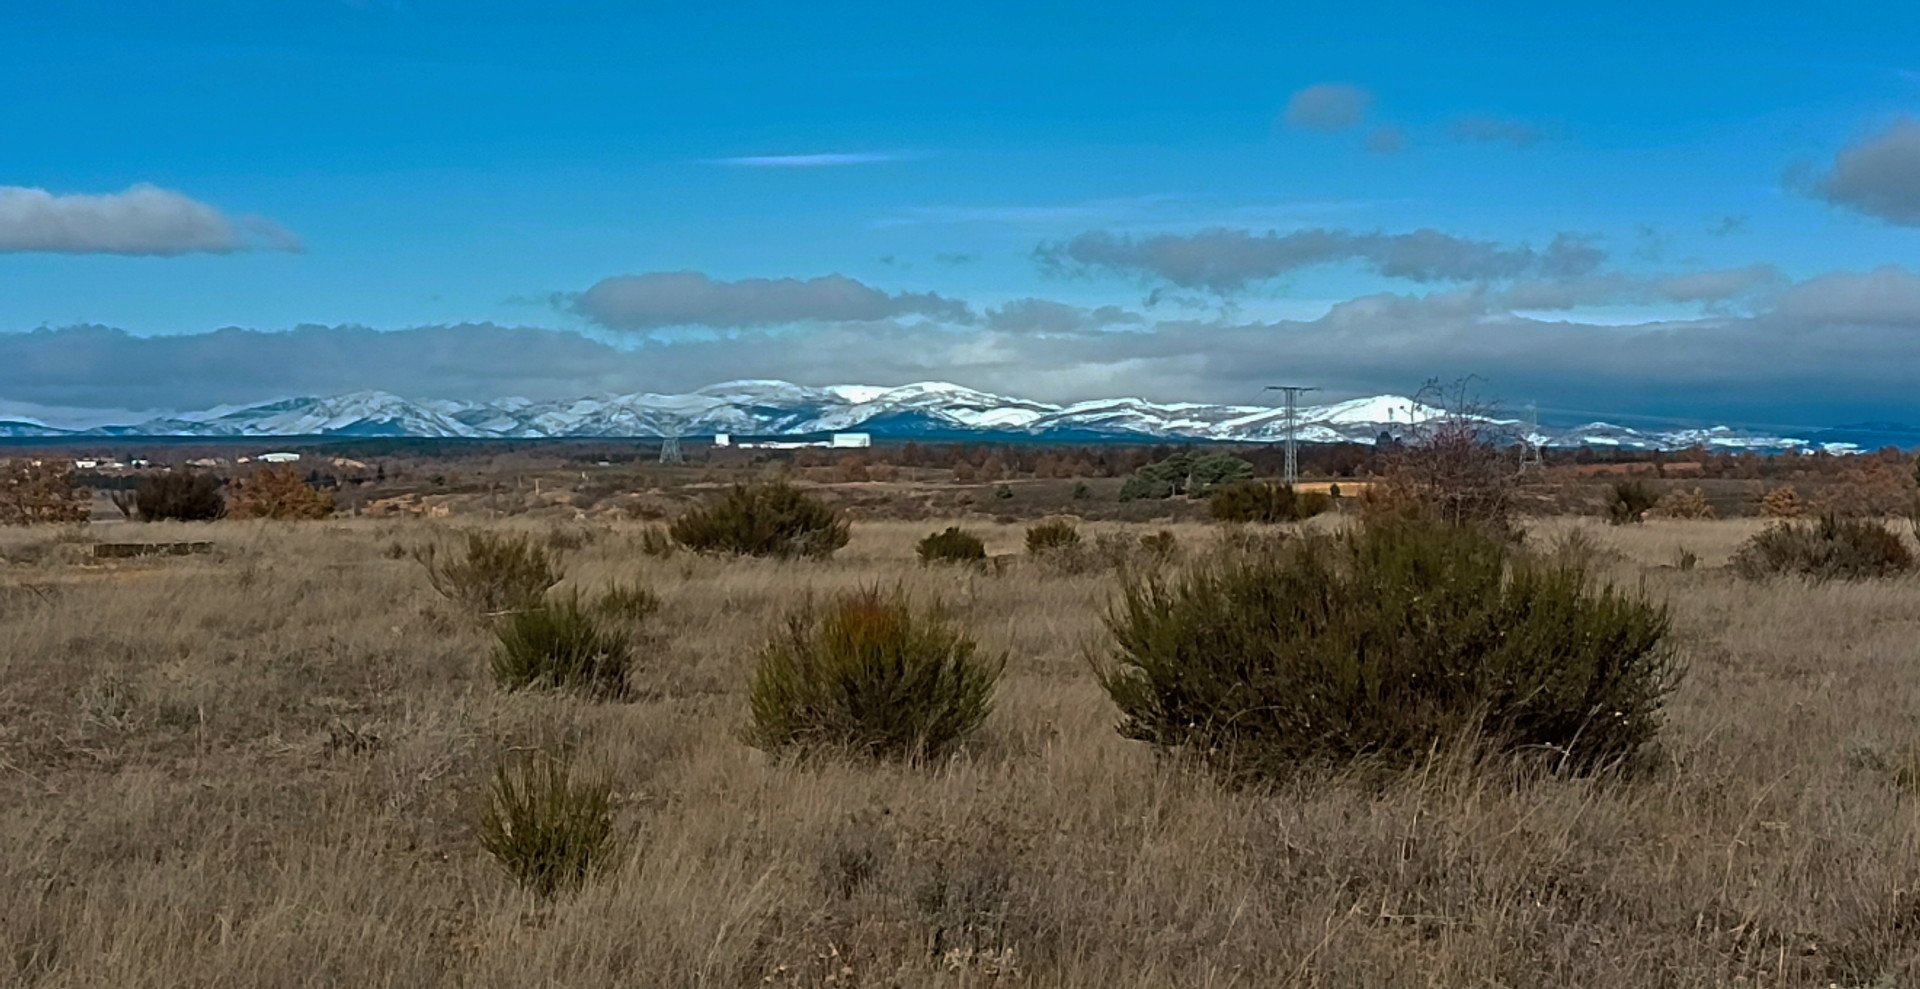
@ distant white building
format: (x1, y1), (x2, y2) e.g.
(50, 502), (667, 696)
(831, 433), (871, 449)
(259, 452), (301, 464)
(713, 433), (731, 447)
(723, 432), (872, 450)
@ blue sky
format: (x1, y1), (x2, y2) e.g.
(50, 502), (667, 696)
(4, 0), (1920, 427)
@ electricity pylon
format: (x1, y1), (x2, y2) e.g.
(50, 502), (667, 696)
(658, 433), (683, 464)
(1266, 385), (1318, 485)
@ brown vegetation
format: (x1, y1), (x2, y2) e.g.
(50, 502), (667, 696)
(2, 506), (1920, 984)
(0, 458), (89, 525)
(225, 465), (336, 520)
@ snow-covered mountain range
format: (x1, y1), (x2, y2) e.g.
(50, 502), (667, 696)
(0, 380), (1867, 452)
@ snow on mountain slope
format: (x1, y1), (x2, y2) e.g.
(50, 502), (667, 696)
(0, 380), (1832, 451)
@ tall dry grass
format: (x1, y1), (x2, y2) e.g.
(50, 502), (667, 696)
(0, 516), (1916, 986)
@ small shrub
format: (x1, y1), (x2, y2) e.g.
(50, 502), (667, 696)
(1025, 518), (1081, 554)
(1730, 514), (1914, 581)
(669, 482), (850, 559)
(0, 459), (90, 525)
(993, 484), (1014, 500)
(491, 596), (632, 697)
(1208, 481), (1331, 523)
(133, 472), (225, 522)
(1071, 482), (1092, 501)
(592, 582), (660, 623)
(1674, 547), (1699, 572)
(1646, 486), (1715, 520)
(917, 526), (987, 564)
(743, 588), (1004, 761)
(477, 752), (617, 897)
(1139, 529), (1178, 560)
(226, 465), (335, 520)
(1605, 480), (1659, 525)
(636, 524), (676, 558)
(415, 531), (565, 616)
(1097, 520), (1678, 782)
(1758, 485), (1803, 519)
(1119, 451), (1254, 501)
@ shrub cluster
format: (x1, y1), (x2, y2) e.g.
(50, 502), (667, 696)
(416, 530), (565, 615)
(1604, 480), (1659, 525)
(0, 459), (90, 525)
(132, 472), (225, 522)
(917, 526), (987, 564)
(1646, 486), (1715, 520)
(1730, 514), (1914, 581)
(477, 751), (618, 897)
(1208, 481), (1331, 523)
(1757, 485), (1803, 519)
(1097, 520), (1678, 782)
(1118, 451), (1254, 501)
(1024, 518), (1081, 554)
(226, 465), (335, 520)
(669, 482), (850, 559)
(491, 596), (634, 697)
(743, 588), (1003, 761)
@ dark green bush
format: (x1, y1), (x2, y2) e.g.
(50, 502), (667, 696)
(592, 581), (661, 623)
(133, 471), (224, 521)
(477, 751), (617, 897)
(1097, 520), (1678, 782)
(669, 482), (850, 559)
(1605, 480), (1660, 525)
(743, 588), (1004, 761)
(917, 526), (987, 564)
(1208, 481), (1332, 523)
(1118, 451), (1254, 501)
(1025, 518), (1081, 554)
(415, 530), (565, 616)
(636, 524), (676, 558)
(491, 596), (633, 698)
(1731, 514), (1914, 581)
(1071, 481), (1092, 500)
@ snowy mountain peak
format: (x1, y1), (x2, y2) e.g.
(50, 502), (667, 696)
(0, 380), (1836, 451)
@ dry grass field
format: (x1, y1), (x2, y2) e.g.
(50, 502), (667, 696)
(3, 514), (1919, 987)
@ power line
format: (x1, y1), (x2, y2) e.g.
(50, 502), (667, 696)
(1265, 385), (1318, 485)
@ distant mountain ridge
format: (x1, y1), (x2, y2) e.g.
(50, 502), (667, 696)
(0, 380), (1866, 452)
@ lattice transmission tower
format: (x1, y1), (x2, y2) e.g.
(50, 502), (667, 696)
(1266, 385), (1318, 485)
(658, 432), (683, 464)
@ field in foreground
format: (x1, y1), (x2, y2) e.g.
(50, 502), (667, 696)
(2, 517), (1918, 987)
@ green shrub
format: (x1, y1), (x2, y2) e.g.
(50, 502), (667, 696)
(133, 472), (224, 521)
(415, 530), (565, 615)
(636, 524), (676, 558)
(743, 588), (1004, 761)
(592, 582), (661, 623)
(491, 596), (633, 697)
(1730, 514), (1914, 581)
(1605, 480), (1660, 525)
(917, 526), (987, 564)
(477, 751), (617, 897)
(1071, 481), (1092, 500)
(669, 482), (850, 559)
(1097, 520), (1678, 782)
(994, 484), (1014, 500)
(1025, 518), (1081, 554)
(1208, 481), (1331, 523)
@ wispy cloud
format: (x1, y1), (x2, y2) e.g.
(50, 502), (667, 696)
(708, 151), (918, 168)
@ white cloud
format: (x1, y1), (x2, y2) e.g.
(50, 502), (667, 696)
(708, 152), (916, 168)
(0, 184), (302, 255)
(566, 271), (974, 330)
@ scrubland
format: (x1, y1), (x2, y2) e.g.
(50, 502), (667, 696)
(2, 516), (1918, 987)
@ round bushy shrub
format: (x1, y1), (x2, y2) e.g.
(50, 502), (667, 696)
(1024, 518), (1081, 554)
(415, 530), (565, 616)
(1731, 515), (1913, 581)
(917, 526), (987, 564)
(669, 482), (850, 559)
(1097, 520), (1678, 781)
(477, 752), (617, 897)
(492, 597), (633, 698)
(743, 588), (1003, 761)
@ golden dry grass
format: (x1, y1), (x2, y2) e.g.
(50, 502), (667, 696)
(1, 516), (1918, 987)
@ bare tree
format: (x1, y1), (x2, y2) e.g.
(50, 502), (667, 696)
(1371, 377), (1522, 533)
